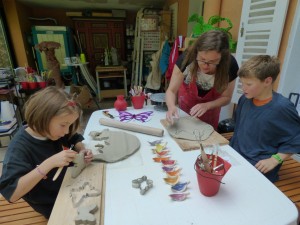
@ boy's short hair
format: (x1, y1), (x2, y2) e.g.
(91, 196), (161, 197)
(238, 55), (280, 81)
(24, 86), (82, 138)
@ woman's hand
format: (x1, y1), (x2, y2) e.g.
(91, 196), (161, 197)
(255, 158), (279, 174)
(166, 106), (179, 124)
(190, 102), (211, 118)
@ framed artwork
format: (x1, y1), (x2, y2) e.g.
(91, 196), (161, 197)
(93, 34), (108, 49)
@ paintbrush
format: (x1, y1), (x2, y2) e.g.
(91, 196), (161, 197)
(194, 130), (212, 173)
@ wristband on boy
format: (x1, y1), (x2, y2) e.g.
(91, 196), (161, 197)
(271, 154), (283, 164)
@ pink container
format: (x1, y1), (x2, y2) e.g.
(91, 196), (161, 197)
(131, 95), (145, 109)
(28, 82), (38, 89)
(38, 81), (47, 88)
(194, 154), (231, 197)
(20, 81), (28, 90)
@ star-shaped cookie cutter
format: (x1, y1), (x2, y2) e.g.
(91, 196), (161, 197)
(132, 175), (153, 195)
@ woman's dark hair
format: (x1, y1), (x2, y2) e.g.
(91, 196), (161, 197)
(182, 30), (230, 93)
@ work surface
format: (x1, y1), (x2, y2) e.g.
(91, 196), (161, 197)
(81, 106), (298, 225)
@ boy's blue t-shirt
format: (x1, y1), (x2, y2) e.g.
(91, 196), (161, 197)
(230, 92), (300, 182)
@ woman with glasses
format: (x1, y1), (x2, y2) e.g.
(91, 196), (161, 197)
(166, 30), (239, 129)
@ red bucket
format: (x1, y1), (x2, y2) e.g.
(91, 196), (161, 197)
(38, 81), (47, 88)
(20, 81), (28, 89)
(194, 154), (231, 196)
(131, 95), (145, 109)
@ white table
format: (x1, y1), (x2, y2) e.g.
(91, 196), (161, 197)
(84, 105), (298, 225)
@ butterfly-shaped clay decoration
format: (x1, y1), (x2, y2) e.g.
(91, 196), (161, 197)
(152, 142), (167, 153)
(118, 111), (153, 122)
(156, 150), (169, 157)
(164, 175), (180, 185)
(148, 139), (163, 146)
(162, 166), (176, 172)
(171, 181), (190, 193)
(169, 192), (190, 201)
(153, 157), (170, 163)
(161, 159), (176, 166)
(166, 168), (181, 177)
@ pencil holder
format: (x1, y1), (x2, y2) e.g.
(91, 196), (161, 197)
(131, 95), (145, 109)
(194, 154), (231, 196)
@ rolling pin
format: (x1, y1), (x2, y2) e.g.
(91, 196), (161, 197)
(99, 118), (164, 137)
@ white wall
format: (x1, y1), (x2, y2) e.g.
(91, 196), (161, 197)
(278, 1), (300, 114)
(187, 0), (204, 37)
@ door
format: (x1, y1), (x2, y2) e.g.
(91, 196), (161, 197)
(231, 0), (289, 104)
(74, 19), (125, 77)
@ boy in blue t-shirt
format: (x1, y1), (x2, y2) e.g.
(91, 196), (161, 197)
(230, 55), (300, 182)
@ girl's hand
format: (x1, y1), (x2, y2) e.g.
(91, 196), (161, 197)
(48, 150), (78, 168)
(190, 103), (210, 118)
(255, 157), (279, 174)
(79, 149), (94, 164)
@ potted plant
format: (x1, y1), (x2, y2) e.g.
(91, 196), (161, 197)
(187, 14), (237, 53)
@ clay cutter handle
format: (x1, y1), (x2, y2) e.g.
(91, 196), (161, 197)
(53, 144), (74, 181)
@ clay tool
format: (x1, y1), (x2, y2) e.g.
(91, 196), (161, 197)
(212, 147), (218, 170)
(194, 130), (212, 173)
(103, 110), (114, 119)
(53, 144), (74, 181)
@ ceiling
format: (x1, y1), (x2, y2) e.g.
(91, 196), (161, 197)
(16, 0), (166, 11)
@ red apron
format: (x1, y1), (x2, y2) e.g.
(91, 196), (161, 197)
(178, 80), (221, 130)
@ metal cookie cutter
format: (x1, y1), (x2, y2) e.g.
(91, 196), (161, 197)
(132, 175), (153, 195)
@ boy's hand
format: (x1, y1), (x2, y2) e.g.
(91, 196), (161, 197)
(255, 157), (279, 174)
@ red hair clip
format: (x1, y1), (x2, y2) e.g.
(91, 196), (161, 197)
(67, 100), (76, 107)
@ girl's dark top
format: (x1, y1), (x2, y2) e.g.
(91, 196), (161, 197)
(0, 126), (84, 218)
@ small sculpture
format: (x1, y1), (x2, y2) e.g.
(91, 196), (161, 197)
(166, 168), (181, 177)
(161, 159), (176, 166)
(72, 152), (86, 178)
(162, 166), (176, 172)
(148, 139), (163, 146)
(35, 41), (64, 88)
(153, 157), (170, 163)
(169, 193), (190, 201)
(171, 182), (190, 193)
(155, 150), (169, 157)
(163, 175), (180, 185)
(75, 204), (98, 225)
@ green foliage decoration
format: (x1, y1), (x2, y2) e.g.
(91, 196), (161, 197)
(188, 14), (237, 52)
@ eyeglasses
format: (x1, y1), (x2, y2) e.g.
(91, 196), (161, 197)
(196, 59), (220, 67)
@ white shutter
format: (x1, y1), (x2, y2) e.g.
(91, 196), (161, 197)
(231, 0), (289, 104)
